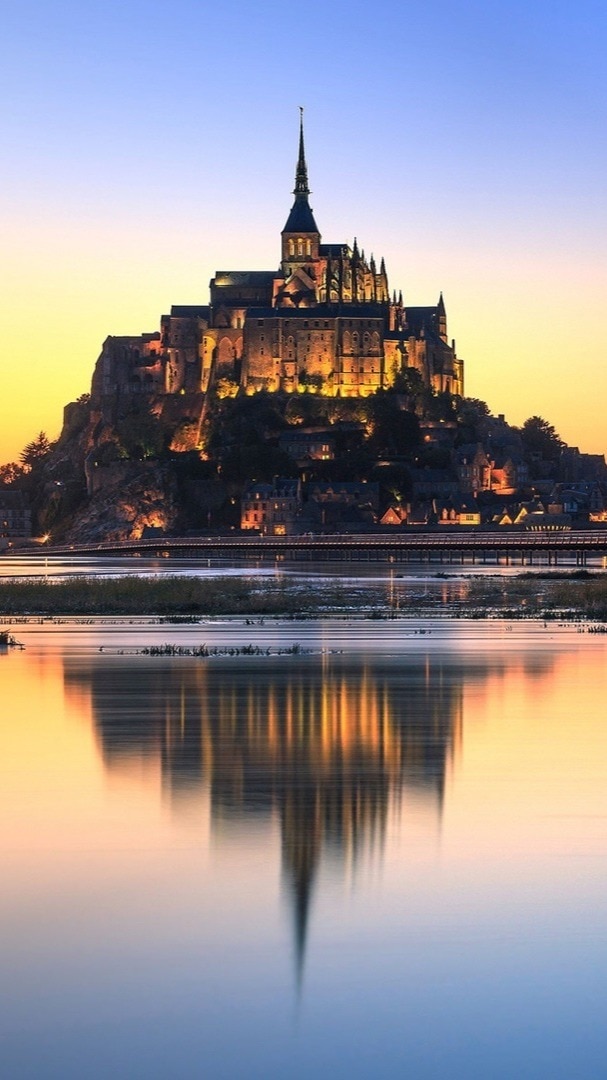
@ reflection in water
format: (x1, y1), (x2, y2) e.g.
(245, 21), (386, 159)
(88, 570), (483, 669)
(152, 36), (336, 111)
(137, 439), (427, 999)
(64, 653), (466, 980)
(5, 622), (607, 1079)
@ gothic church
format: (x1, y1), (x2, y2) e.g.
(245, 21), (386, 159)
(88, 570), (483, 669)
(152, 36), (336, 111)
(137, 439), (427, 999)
(95, 116), (463, 403)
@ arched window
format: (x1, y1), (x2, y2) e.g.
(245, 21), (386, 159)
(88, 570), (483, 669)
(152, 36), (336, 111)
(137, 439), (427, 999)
(306, 240), (311, 256)
(297, 238), (304, 256)
(288, 239), (294, 256)
(218, 337), (234, 366)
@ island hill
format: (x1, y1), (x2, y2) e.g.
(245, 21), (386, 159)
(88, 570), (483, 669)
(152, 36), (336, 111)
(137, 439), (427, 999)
(2, 119), (607, 545)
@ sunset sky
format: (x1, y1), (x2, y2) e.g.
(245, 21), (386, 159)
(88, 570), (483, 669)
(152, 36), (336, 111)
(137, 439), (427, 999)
(2, 0), (606, 464)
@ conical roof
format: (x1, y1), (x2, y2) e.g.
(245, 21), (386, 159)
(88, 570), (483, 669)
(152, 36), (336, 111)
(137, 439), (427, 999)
(283, 197), (319, 234)
(282, 109), (319, 235)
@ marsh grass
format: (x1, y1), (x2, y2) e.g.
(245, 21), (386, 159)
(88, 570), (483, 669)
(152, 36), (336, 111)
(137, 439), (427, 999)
(0, 575), (350, 616)
(0, 571), (606, 619)
(465, 574), (607, 620)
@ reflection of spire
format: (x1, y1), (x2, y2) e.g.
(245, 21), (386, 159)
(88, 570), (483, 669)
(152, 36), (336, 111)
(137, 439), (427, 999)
(282, 789), (321, 993)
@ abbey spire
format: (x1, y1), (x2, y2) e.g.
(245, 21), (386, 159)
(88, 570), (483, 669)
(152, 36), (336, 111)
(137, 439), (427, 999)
(294, 106), (310, 196)
(282, 109), (320, 258)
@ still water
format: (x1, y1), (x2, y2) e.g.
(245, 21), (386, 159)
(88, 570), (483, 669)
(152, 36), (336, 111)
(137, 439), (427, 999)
(1, 614), (607, 1078)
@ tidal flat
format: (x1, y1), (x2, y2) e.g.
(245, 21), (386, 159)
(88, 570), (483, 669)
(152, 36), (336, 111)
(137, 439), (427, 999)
(1, 568), (607, 621)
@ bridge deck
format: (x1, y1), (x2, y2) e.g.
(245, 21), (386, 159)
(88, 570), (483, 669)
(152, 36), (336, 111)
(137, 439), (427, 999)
(23, 530), (607, 564)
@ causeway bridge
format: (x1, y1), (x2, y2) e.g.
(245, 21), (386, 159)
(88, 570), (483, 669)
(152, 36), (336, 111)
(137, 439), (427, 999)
(34, 529), (607, 566)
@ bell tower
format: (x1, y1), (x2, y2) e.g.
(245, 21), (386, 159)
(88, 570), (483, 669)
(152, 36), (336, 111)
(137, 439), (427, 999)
(281, 109), (321, 273)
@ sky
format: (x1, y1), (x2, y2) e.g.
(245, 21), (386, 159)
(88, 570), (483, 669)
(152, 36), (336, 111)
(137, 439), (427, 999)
(1, 0), (606, 463)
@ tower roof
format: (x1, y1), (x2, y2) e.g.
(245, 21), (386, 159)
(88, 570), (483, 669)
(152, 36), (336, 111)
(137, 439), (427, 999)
(294, 106), (309, 196)
(282, 108), (320, 235)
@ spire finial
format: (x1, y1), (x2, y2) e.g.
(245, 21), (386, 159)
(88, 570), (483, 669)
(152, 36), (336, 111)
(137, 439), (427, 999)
(294, 107), (310, 196)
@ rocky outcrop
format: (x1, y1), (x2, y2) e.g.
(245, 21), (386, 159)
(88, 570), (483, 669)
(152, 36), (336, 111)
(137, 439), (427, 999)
(63, 461), (179, 543)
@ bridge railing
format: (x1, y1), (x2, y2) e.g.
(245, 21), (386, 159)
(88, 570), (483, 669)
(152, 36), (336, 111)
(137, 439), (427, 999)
(16, 528), (607, 559)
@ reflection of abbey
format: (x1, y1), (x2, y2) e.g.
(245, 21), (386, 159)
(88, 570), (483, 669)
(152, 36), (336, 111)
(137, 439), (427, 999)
(97, 114), (463, 402)
(66, 651), (462, 982)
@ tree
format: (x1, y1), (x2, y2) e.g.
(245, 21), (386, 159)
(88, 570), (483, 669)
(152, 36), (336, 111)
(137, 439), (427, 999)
(392, 368), (425, 399)
(364, 394), (421, 458)
(456, 397), (491, 444)
(421, 389), (457, 422)
(457, 397), (490, 425)
(520, 416), (563, 463)
(115, 411), (165, 460)
(215, 378), (239, 400)
(19, 431), (54, 471)
(220, 440), (296, 486)
(0, 462), (26, 487)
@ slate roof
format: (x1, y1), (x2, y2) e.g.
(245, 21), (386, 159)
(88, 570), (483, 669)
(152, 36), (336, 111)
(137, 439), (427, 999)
(212, 271), (276, 285)
(403, 306), (440, 336)
(282, 196), (320, 235)
(170, 305), (211, 318)
(319, 243), (349, 257)
(243, 479), (300, 499)
(246, 303), (387, 320)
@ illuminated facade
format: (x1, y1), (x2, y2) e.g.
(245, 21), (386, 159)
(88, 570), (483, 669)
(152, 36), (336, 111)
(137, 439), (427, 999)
(94, 116), (463, 407)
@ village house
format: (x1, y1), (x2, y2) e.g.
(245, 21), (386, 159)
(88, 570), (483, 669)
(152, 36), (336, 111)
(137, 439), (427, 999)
(305, 482), (379, 531)
(241, 479), (302, 535)
(380, 504), (408, 526)
(436, 496), (481, 527)
(278, 427), (336, 464)
(0, 490), (32, 545)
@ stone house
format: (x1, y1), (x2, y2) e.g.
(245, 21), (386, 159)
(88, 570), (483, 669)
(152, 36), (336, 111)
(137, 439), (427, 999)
(455, 444), (492, 495)
(0, 491), (32, 543)
(278, 428), (335, 464)
(241, 479), (302, 535)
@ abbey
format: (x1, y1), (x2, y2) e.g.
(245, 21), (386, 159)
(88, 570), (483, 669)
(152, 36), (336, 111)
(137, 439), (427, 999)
(95, 116), (463, 403)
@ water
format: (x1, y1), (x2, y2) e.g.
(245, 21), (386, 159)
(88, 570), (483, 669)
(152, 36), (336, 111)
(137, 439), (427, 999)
(1, 601), (607, 1076)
